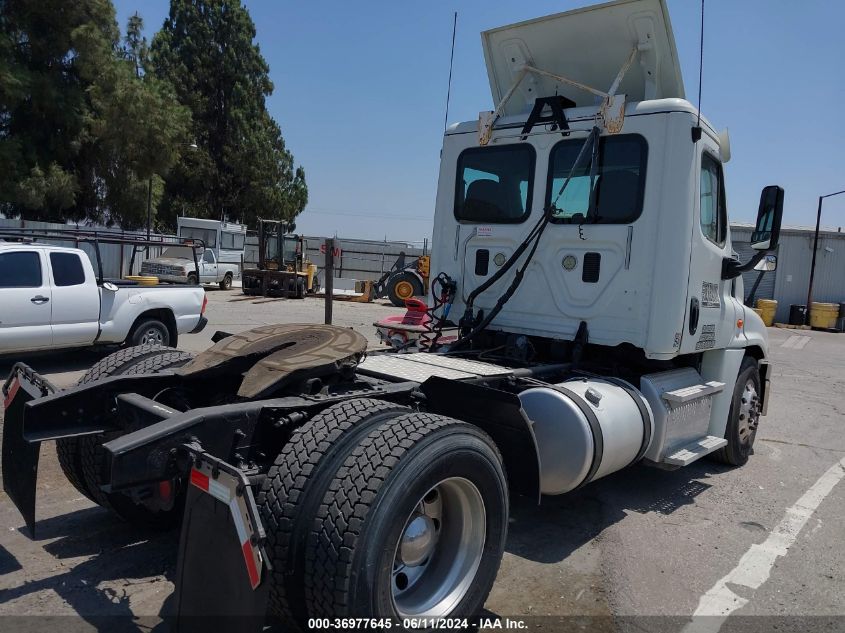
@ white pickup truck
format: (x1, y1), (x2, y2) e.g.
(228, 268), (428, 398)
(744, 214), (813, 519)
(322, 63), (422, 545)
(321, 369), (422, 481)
(0, 242), (207, 354)
(141, 246), (239, 290)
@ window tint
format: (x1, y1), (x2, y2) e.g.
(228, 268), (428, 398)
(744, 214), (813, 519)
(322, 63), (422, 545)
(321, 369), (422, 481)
(0, 251), (42, 287)
(50, 252), (86, 286)
(179, 227), (217, 248)
(221, 231), (245, 250)
(700, 153), (727, 245)
(455, 145), (534, 223)
(546, 135), (647, 224)
(203, 249), (216, 263)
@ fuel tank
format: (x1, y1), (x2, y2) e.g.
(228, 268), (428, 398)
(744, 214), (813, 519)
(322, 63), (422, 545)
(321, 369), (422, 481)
(519, 378), (653, 495)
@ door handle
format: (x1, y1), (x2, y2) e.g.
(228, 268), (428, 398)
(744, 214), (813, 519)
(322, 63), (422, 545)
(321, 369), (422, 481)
(689, 297), (700, 335)
(31, 295), (50, 304)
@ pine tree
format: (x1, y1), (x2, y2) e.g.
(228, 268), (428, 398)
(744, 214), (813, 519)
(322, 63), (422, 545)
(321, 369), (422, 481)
(151, 0), (307, 228)
(0, 1), (190, 228)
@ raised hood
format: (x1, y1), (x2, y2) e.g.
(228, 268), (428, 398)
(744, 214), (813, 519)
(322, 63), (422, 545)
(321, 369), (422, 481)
(482, 0), (685, 116)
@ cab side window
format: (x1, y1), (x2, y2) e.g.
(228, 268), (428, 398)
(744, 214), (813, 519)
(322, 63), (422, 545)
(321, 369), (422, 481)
(50, 252), (86, 286)
(700, 153), (727, 246)
(0, 251), (42, 287)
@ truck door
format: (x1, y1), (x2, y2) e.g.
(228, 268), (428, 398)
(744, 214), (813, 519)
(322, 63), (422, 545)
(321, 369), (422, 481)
(679, 145), (737, 354)
(0, 249), (53, 352)
(48, 250), (100, 347)
(200, 249), (218, 282)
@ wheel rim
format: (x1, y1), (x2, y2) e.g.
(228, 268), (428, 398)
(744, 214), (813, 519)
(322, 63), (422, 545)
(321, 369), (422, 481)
(395, 280), (415, 300)
(737, 379), (760, 444)
(391, 477), (486, 618)
(140, 327), (165, 345)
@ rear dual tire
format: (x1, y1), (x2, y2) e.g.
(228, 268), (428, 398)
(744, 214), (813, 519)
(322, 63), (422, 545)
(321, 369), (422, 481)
(56, 345), (194, 526)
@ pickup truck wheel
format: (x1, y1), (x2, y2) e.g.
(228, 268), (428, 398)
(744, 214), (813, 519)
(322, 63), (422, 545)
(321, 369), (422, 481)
(258, 398), (408, 628)
(710, 357), (761, 467)
(78, 348), (195, 528)
(187, 273), (198, 285)
(304, 413), (508, 621)
(219, 273), (232, 290)
(56, 345), (185, 502)
(129, 318), (170, 347)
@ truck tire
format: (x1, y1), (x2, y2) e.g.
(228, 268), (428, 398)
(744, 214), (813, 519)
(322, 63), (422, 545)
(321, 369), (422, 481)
(304, 413), (508, 621)
(56, 345), (187, 502)
(129, 318), (171, 347)
(387, 271), (423, 307)
(78, 347), (195, 527)
(258, 398), (409, 628)
(187, 272), (198, 285)
(710, 356), (761, 467)
(219, 273), (232, 290)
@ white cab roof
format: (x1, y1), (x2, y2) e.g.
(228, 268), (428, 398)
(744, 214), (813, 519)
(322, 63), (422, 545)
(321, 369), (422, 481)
(482, 0), (684, 116)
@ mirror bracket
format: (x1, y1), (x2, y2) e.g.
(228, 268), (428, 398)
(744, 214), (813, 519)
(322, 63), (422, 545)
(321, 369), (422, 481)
(722, 251), (767, 280)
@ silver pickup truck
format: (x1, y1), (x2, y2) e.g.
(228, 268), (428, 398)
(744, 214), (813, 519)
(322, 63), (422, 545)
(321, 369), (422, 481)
(142, 246), (239, 290)
(0, 242), (207, 355)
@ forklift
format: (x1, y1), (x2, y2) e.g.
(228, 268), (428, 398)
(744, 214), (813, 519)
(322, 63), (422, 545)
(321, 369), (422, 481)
(241, 219), (318, 298)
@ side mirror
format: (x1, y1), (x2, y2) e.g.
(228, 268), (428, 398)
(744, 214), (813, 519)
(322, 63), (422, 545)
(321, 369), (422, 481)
(751, 185), (784, 251)
(102, 281), (119, 292)
(753, 254), (777, 272)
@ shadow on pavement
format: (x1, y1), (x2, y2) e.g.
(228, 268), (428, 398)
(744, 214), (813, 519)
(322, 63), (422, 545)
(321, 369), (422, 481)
(0, 347), (115, 382)
(507, 459), (731, 564)
(0, 505), (178, 625)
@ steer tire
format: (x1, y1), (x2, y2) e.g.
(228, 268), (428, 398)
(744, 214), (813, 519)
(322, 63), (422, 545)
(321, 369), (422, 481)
(77, 347), (195, 527)
(56, 345), (185, 502)
(258, 398), (409, 629)
(304, 412), (508, 621)
(710, 357), (762, 467)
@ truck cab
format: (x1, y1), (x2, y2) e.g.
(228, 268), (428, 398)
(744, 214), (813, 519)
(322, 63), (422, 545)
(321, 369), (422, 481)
(429, 0), (782, 459)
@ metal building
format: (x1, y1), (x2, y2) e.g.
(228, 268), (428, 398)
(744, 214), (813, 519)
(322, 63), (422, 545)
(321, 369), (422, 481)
(732, 223), (845, 323)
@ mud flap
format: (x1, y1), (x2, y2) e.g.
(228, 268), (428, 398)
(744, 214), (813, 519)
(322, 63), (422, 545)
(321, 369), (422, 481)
(1, 364), (56, 534)
(173, 448), (270, 633)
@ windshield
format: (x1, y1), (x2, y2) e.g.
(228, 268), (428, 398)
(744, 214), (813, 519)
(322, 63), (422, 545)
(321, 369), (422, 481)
(546, 134), (647, 224)
(160, 246), (194, 259)
(454, 145), (534, 223)
(282, 236), (298, 263)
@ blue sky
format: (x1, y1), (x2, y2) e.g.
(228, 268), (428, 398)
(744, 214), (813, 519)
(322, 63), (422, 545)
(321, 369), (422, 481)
(113, 0), (845, 242)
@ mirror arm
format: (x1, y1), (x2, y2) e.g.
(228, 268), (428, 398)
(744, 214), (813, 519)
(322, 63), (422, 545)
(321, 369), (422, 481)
(722, 250), (767, 280)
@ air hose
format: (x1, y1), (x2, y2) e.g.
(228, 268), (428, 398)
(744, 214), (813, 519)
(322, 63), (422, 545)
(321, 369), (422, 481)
(451, 126), (600, 351)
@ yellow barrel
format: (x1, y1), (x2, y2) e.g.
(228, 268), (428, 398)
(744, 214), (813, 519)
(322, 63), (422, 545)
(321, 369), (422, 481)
(809, 302), (839, 329)
(755, 299), (777, 327)
(124, 275), (159, 286)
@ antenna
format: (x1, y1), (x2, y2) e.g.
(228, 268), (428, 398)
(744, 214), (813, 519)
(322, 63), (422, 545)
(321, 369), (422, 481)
(692, 0), (705, 143)
(443, 12), (458, 133)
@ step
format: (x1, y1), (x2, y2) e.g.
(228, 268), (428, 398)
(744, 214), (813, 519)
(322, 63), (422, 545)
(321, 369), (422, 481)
(662, 435), (728, 467)
(662, 381), (724, 404)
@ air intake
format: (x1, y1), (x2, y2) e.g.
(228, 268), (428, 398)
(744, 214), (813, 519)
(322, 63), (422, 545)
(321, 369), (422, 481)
(582, 252), (601, 283)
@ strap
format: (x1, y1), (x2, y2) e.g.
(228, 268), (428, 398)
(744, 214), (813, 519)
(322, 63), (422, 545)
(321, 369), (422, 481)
(550, 384), (604, 489)
(602, 377), (652, 465)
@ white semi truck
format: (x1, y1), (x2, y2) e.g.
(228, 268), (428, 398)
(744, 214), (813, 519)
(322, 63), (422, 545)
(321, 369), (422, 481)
(2, 0), (782, 628)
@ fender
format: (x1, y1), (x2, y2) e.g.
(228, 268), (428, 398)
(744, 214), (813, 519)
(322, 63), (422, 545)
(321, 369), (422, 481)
(420, 376), (542, 503)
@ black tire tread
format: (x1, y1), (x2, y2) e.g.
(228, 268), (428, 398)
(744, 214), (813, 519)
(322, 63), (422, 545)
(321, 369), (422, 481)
(55, 345), (179, 500)
(711, 356), (759, 466)
(78, 348), (194, 517)
(304, 412), (497, 618)
(258, 398), (409, 625)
